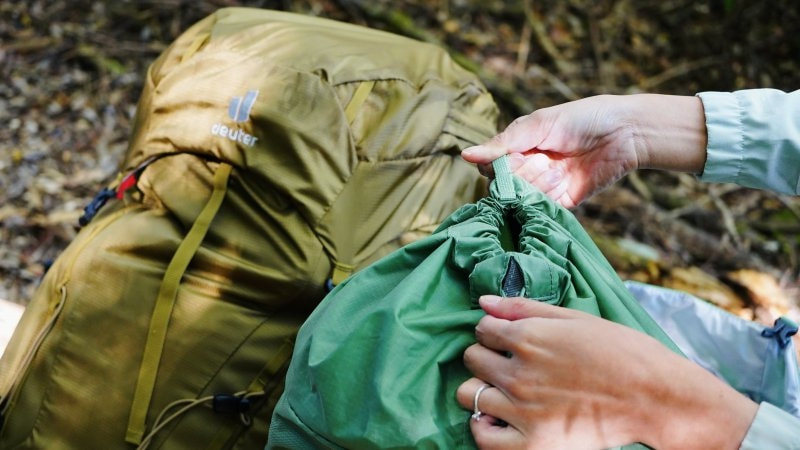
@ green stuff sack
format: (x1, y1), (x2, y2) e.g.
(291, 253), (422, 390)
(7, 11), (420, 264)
(268, 156), (681, 449)
(0, 8), (497, 449)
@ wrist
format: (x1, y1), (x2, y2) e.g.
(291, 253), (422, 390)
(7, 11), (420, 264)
(637, 353), (758, 449)
(624, 94), (708, 174)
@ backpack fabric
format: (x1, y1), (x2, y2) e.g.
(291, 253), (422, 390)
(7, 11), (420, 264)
(0, 8), (497, 449)
(267, 156), (680, 449)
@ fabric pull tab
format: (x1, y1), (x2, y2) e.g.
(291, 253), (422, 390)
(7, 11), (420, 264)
(491, 155), (516, 201)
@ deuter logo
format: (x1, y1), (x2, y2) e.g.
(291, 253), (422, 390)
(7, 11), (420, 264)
(228, 90), (258, 122)
(211, 89), (259, 146)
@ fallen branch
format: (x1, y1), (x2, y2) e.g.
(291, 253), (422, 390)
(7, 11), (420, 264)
(588, 186), (781, 277)
(527, 64), (580, 101)
(515, 16), (532, 76)
(522, 1), (574, 78)
(634, 56), (721, 92)
(708, 184), (743, 248)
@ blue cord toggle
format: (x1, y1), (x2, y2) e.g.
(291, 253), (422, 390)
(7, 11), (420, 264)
(761, 317), (799, 349)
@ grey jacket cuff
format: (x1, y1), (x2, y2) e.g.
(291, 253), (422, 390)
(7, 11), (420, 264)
(739, 402), (800, 449)
(697, 89), (800, 194)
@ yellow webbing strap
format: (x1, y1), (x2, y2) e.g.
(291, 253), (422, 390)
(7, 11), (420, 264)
(246, 337), (295, 393)
(343, 80), (375, 123)
(330, 79), (375, 289)
(180, 33), (210, 62)
(126, 163), (232, 444)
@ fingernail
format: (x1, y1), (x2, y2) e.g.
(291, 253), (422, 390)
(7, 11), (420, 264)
(462, 146), (480, 157)
(544, 168), (563, 188)
(479, 295), (502, 308)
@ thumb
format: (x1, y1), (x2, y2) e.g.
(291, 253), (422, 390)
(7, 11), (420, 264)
(461, 141), (511, 165)
(462, 112), (549, 164)
(479, 295), (577, 321)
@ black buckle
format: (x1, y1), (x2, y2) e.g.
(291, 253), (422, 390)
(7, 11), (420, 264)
(212, 394), (252, 415)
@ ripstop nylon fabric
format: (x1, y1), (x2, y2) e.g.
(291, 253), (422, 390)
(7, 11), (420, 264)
(267, 156), (681, 449)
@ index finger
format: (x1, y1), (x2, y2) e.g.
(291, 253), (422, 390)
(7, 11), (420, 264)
(479, 296), (584, 321)
(474, 314), (547, 355)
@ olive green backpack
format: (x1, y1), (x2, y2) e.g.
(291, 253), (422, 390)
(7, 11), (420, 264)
(0, 8), (497, 449)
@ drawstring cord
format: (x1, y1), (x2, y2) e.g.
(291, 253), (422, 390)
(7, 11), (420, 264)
(136, 390), (265, 450)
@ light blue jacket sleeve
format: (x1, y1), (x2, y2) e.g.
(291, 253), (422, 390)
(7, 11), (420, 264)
(739, 402), (800, 449)
(697, 89), (800, 194)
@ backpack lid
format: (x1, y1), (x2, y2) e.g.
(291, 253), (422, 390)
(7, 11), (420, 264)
(121, 8), (498, 301)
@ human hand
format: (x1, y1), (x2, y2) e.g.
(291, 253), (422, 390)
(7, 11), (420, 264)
(456, 295), (757, 450)
(462, 94), (707, 208)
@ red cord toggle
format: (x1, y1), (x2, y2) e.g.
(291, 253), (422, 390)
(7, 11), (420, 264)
(116, 173), (138, 199)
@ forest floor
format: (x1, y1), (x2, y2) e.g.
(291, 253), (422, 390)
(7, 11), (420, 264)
(2, 0), (799, 328)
